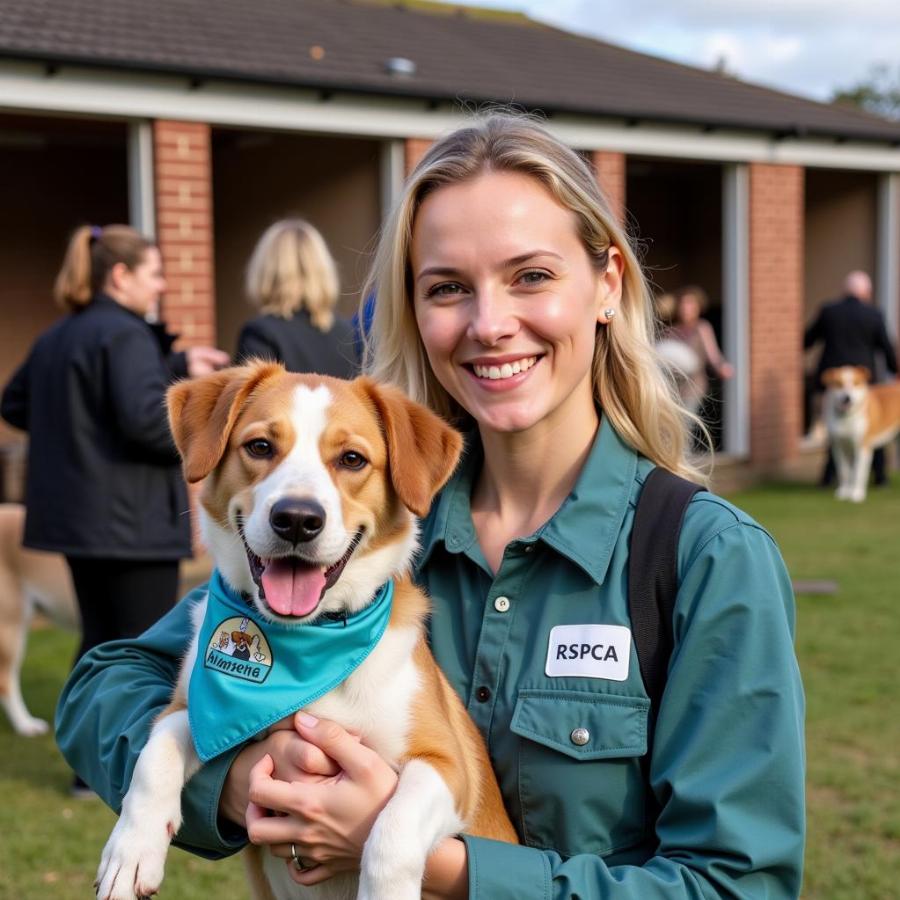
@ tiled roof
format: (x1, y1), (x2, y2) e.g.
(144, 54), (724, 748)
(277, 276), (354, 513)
(1, 0), (898, 143)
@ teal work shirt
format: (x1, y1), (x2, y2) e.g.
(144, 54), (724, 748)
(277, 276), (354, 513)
(56, 417), (805, 896)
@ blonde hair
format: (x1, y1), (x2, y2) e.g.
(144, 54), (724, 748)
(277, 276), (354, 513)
(363, 114), (707, 482)
(245, 219), (339, 331)
(53, 225), (154, 311)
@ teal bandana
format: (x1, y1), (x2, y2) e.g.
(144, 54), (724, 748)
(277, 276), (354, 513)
(189, 569), (394, 762)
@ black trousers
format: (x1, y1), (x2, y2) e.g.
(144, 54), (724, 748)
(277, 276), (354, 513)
(66, 557), (180, 663)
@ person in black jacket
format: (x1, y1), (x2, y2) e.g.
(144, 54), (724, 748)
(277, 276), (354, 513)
(1, 224), (229, 663)
(804, 270), (898, 486)
(235, 218), (358, 377)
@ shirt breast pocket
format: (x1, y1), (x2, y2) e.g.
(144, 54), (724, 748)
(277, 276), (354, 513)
(510, 688), (651, 857)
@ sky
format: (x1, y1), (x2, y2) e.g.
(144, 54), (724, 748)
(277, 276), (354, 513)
(437, 0), (900, 101)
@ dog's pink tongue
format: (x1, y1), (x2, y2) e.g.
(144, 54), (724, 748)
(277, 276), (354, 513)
(261, 559), (326, 617)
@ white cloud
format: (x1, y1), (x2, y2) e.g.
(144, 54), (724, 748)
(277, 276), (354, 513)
(440, 0), (900, 100)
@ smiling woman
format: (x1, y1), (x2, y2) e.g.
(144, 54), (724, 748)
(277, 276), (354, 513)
(356, 114), (804, 898)
(366, 117), (700, 486)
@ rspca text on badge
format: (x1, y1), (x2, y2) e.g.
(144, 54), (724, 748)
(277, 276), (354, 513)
(545, 624), (631, 680)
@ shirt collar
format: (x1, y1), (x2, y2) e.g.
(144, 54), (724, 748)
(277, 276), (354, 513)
(416, 416), (638, 586)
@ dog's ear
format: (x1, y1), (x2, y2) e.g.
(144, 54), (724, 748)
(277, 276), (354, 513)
(356, 378), (463, 518)
(820, 368), (840, 388)
(167, 361), (283, 483)
(855, 366), (872, 384)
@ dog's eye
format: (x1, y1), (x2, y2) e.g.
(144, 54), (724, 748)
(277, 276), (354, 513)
(244, 439), (274, 459)
(340, 451), (368, 470)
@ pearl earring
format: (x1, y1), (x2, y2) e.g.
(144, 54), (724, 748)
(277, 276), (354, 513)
(603, 308), (616, 322)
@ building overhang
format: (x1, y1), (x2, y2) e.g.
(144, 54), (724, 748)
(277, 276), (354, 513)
(1, 60), (899, 172)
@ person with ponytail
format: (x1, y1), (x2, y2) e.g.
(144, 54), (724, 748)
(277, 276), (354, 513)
(56, 117), (804, 898)
(236, 218), (358, 376)
(1, 224), (228, 666)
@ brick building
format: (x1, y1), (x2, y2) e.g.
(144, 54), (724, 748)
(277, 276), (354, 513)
(1, 0), (899, 489)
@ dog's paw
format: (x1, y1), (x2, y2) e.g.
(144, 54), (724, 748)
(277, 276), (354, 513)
(834, 487), (850, 501)
(850, 490), (866, 503)
(95, 815), (174, 900)
(14, 715), (50, 737)
(357, 880), (421, 900)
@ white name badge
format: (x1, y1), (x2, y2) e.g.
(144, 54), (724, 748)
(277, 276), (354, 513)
(545, 624), (631, 681)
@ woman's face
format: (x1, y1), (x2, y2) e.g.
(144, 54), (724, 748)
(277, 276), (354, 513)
(677, 293), (700, 325)
(411, 170), (622, 437)
(110, 247), (167, 318)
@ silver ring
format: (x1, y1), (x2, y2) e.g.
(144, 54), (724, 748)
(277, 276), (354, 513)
(290, 843), (311, 871)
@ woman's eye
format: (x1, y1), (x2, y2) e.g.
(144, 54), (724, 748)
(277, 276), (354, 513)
(425, 282), (465, 299)
(339, 451), (368, 470)
(244, 439), (273, 459)
(519, 270), (550, 286)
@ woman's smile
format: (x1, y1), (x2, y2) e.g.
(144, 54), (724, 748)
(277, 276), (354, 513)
(465, 354), (542, 389)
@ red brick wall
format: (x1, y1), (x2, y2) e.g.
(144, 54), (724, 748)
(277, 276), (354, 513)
(749, 163), (805, 468)
(405, 138), (433, 176)
(591, 151), (626, 226)
(153, 120), (216, 347)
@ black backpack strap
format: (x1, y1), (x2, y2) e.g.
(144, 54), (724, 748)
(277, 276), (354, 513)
(628, 467), (705, 723)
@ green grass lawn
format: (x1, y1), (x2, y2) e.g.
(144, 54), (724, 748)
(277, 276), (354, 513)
(1, 481), (898, 898)
(0, 625), (248, 900)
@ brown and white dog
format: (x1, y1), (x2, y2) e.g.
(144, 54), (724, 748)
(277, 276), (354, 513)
(96, 363), (516, 900)
(822, 365), (900, 502)
(0, 503), (78, 736)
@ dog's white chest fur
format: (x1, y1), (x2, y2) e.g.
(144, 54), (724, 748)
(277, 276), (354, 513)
(306, 625), (421, 763)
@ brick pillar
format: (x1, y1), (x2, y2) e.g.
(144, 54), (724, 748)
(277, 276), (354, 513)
(153, 121), (217, 557)
(748, 163), (805, 469)
(591, 151), (626, 226)
(153, 120), (216, 347)
(405, 138), (433, 176)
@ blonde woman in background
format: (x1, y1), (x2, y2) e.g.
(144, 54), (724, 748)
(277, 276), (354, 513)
(236, 218), (358, 377)
(58, 118), (803, 897)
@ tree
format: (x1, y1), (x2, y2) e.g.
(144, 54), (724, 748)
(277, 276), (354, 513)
(832, 64), (900, 120)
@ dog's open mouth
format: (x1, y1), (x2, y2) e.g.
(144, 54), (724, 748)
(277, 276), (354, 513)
(239, 527), (363, 618)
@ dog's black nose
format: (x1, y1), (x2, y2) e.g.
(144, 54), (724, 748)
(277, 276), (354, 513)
(269, 498), (326, 544)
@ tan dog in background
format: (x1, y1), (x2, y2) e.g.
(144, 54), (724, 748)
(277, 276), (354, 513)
(96, 364), (516, 900)
(0, 503), (78, 735)
(822, 366), (900, 502)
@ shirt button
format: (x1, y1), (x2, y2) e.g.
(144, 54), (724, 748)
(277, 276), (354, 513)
(570, 727), (590, 746)
(524, 544), (534, 553)
(494, 596), (511, 613)
(475, 686), (491, 703)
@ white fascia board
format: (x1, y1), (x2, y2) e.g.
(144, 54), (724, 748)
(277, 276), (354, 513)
(2, 61), (900, 172)
(549, 118), (900, 172)
(0, 61), (470, 136)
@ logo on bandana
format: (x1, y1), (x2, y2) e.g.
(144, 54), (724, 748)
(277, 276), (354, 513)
(204, 616), (273, 684)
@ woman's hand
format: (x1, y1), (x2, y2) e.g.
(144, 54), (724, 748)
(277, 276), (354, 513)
(185, 345), (230, 376)
(245, 712), (399, 886)
(219, 712), (342, 827)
